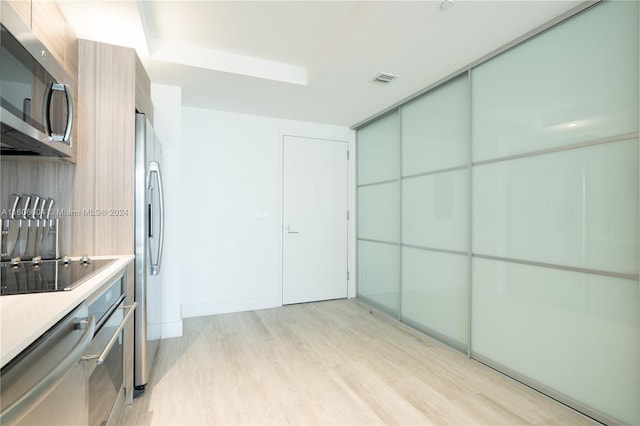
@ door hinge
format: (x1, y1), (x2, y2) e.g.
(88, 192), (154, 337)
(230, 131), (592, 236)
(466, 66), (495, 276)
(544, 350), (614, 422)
(347, 150), (350, 160)
(347, 271), (350, 280)
(347, 210), (350, 220)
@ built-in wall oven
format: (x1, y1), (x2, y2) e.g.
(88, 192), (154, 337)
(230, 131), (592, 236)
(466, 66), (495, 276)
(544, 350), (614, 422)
(83, 276), (136, 426)
(0, 302), (93, 425)
(0, 270), (135, 426)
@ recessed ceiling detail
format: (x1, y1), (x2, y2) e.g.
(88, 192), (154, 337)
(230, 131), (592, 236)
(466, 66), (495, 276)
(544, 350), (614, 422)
(150, 39), (308, 86)
(372, 73), (398, 84)
(58, 0), (583, 126)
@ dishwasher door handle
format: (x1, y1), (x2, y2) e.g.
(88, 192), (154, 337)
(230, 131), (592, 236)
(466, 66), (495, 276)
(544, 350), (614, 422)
(0, 314), (95, 425)
(82, 302), (136, 365)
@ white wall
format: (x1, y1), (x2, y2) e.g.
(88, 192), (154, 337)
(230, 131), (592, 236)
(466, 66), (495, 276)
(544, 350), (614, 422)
(151, 83), (183, 338)
(181, 107), (355, 318)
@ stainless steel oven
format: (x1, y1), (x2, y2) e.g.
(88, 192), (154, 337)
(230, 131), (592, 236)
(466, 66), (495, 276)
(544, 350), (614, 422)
(82, 276), (136, 426)
(0, 302), (94, 425)
(0, 258), (135, 426)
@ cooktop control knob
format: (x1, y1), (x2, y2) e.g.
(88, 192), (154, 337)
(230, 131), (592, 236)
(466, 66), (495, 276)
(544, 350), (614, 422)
(80, 255), (90, 264)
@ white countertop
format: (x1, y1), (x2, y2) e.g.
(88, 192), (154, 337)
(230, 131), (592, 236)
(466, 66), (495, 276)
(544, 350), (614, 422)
(0, 255), (134, 368)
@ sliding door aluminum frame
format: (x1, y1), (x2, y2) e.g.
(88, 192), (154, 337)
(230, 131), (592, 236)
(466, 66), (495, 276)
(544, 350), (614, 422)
(398, 109), (404, 320)
(357, 178), (400, 188)
(402, 164), (467, 181)
(472, 132), (639, 167)
(467, 69), (473, 359)
(473, 353), (625, 426)
(473, 254), (639, 282)
(354, 1), (637, 424)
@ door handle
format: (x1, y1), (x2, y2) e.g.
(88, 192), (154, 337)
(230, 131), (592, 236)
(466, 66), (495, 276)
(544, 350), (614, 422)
(43, 83), (73, 143)
(82, 302), (136, 366)
(0, 312), (95, 425)
(286, 226), (299, 234)
(147, 161), (164, 276)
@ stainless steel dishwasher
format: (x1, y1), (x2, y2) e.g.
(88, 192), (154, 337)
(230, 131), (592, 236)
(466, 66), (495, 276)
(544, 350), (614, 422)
(0, 303), (95, 425)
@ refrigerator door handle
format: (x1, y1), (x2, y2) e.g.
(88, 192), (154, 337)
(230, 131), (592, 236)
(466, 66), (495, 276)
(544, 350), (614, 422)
(147, 161), (164, 276)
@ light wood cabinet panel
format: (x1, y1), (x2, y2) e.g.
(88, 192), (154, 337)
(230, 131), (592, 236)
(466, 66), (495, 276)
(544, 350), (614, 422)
(135, 55), (153, 123)
(71, 40), (152, 256)
(65, 21), (78, 81)
(1, 0), (31, 28)
(64, 22), (79, 163)
(31, 0), (66, 69)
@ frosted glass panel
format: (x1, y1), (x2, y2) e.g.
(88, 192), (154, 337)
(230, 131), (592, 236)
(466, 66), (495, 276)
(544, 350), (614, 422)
(357, 240), (399, 314)
(472, 1), (639, 162)
(402, 170), (468, 252)
(473, 139), (638, 275)
(357, 112), (400, 185)
(402, 75), (469, 175)
(401, 248), (468, 347)
(472, 258), (639, 425)
(358, 182), (400, 243)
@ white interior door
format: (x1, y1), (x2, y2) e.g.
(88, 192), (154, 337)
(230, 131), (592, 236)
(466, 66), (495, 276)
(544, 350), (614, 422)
(283, 135), (348, 305)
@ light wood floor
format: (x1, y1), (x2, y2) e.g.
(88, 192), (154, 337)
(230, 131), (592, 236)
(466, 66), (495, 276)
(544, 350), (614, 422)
(121, 299), (598, 425)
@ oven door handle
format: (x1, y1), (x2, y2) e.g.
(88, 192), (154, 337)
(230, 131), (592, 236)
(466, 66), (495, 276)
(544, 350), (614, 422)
(0, 313), (95, 425)
(82, 302), (137, 365)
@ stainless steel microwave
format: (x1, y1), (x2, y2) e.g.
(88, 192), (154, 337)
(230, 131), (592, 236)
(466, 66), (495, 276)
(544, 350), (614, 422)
(0, 24), (74, 158)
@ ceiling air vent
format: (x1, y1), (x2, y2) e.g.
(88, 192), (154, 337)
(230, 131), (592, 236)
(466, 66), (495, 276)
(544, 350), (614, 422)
(372, 73), (398, 84)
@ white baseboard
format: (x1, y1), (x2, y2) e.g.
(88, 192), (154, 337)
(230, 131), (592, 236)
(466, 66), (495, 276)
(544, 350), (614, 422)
(182, 295), (280, 318)
(160, 320), (183, 339)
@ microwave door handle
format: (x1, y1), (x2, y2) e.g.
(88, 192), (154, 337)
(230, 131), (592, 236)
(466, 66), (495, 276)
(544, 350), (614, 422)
(42, 83), (54, 138)
(42, 83), (73, 143)
(61, 83), (73, 143)
(147, 161), (165, 276)
(0, 315), (95, 426)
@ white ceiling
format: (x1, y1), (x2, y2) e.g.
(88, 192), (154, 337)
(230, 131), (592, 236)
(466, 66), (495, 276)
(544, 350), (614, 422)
(59, 0), (582, 127)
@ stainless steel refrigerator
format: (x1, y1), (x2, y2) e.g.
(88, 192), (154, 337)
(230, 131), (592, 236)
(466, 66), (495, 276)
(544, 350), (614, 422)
(134, 113), (165, 393)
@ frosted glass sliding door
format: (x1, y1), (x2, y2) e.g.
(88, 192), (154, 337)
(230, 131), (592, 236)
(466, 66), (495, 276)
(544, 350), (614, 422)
(473, 139), (638, 275)
(400, 75), (469, 349)
(402, 75), (469, 176)
(358, 241), (400, 313)
(357, 112), (400, 314)
(471, 2), (639, 424)
(472, 0), (638, 162)
(472, 259), (638, 425)
(402, 171), (468, 252)
(357, 113), (400, 185)
(402, 247), (468, 349)
(358, 182), (400, 243)
(356, 1), (638, 423)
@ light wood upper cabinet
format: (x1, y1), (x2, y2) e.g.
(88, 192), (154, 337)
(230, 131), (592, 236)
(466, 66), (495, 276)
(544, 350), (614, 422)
(65, 21), (78, 82)
(2, 0), (78, 81)
(2, 0), (31, 28)
(31, 1), (67, 69)
(69, 40), (153, 256)
(135, 55), (154, 123)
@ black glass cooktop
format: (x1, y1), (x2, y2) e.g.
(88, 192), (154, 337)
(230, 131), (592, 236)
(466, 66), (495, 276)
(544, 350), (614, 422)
(0, 258), (116, 295)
